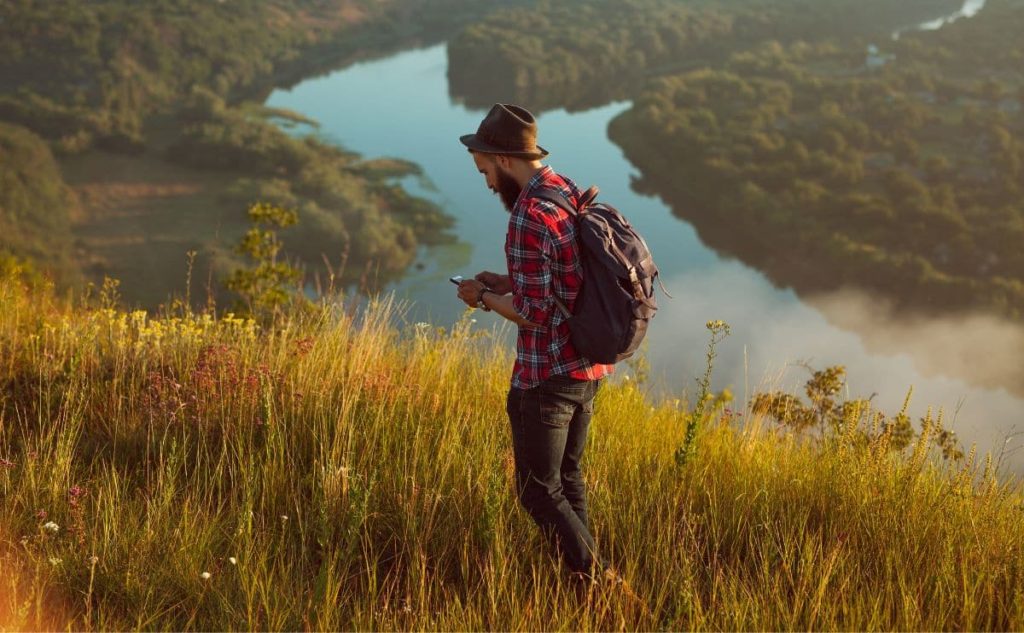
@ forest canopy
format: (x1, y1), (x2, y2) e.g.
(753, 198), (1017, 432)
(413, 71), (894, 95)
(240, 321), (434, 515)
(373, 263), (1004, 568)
(609, 0), (1024, 315)
(446, 0), (962, 112)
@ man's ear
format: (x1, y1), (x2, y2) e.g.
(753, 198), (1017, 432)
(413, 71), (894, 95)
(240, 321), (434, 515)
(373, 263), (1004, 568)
(496, 154), (511, 170)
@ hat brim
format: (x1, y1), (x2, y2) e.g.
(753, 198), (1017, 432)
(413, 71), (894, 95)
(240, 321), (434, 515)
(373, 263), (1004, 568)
(460, 133), (549, 159)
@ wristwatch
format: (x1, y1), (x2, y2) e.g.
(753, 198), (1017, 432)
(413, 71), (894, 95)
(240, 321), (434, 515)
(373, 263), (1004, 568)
(476, 287), (493, 311)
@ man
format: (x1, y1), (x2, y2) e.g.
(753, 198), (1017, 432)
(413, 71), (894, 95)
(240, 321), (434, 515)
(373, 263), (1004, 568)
(455, 103), (614, 583)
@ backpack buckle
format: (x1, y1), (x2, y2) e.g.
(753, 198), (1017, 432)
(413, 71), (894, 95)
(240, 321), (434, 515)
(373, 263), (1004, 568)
(628, 267), (644, 301)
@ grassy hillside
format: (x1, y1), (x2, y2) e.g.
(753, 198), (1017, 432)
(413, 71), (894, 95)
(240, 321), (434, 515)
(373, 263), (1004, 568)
(1, 268), (1022, 630)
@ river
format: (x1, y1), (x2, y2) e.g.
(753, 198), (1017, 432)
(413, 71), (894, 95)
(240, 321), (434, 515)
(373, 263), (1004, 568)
(265, 0), (1023, 473)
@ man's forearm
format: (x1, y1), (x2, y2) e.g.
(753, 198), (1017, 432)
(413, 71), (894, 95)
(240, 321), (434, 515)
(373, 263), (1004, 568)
(496, 274), (513, 295)
(482, 291), (539, 329)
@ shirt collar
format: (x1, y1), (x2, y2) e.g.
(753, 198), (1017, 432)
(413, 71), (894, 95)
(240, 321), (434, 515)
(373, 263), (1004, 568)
(512, 165), (553, 213)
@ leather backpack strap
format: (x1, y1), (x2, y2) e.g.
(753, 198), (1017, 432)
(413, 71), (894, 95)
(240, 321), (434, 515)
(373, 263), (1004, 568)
(531, 185), (599, 217)
(551, 293), (572, 319)
(529, 186), (599, 320)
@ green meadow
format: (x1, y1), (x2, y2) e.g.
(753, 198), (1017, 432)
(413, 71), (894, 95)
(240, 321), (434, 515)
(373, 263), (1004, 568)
(1, 264), (1022, 631)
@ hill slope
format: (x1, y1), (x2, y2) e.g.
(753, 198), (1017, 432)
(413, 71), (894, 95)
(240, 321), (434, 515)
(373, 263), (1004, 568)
(0, 270), (1021, 630)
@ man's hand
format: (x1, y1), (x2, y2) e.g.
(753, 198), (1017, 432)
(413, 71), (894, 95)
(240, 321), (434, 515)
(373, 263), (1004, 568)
(475, 271), (512, 295)
(457, 277), (540, 328)
(457, 278), (486, 308)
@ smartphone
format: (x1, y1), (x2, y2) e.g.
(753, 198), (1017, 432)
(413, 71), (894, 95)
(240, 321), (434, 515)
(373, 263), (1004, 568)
(449, 275), (464, 285)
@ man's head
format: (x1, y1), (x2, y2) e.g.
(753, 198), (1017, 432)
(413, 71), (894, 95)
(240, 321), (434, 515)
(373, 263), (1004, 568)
(461, 103), (547, 212)
(472, 151), (529, 212)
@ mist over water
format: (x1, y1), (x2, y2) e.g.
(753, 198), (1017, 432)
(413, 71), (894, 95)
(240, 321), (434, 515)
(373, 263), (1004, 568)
(893, 0), (987, 37)
(646, 269), (1024, 473)
(808, 289), (1024, 395)
(267, 38), (1023, 473)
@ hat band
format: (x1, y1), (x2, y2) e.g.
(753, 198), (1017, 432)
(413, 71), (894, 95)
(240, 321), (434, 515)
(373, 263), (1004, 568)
(478, 127), (536, 152)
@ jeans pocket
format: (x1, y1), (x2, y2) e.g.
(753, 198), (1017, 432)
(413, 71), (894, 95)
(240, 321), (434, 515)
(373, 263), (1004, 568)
(538, 390), (576, 428)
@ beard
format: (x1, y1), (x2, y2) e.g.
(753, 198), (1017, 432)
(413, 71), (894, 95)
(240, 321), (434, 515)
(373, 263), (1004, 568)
(493, 167), (522, 212)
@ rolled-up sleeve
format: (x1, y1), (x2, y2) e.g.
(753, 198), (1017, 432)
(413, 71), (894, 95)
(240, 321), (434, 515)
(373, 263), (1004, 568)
(507, 206), (554, 326)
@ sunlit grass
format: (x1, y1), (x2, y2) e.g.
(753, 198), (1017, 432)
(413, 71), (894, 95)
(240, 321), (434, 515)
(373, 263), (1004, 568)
(1, 270), (1022, 630)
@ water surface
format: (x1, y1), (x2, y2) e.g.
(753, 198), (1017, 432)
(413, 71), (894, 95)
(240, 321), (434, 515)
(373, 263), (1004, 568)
(267, 38), (1023, 472)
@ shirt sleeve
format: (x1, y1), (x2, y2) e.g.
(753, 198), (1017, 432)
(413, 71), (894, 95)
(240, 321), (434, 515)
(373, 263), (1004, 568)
(508, 204), (555, 326)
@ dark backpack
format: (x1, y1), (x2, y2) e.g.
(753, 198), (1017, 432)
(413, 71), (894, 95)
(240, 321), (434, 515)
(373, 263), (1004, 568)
(533, 186), (661, 364)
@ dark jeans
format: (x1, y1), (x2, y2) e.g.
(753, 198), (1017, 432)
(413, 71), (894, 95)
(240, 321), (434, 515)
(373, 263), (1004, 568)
(506, 374), (603, 576)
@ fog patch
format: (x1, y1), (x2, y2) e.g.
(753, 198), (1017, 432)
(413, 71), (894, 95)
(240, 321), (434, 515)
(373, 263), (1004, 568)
(642, 266), (1024, 474)
(806, 287), (1024, 397)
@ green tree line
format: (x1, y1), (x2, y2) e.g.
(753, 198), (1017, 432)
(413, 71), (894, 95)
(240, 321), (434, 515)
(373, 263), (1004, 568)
(609, 0), (1024, 316)
(446, 0), (962, 113)
(0, 0), (510, 151)
(0, 124), (79, 284)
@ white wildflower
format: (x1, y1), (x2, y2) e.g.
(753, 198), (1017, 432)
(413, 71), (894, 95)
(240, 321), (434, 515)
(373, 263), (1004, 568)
(228, 557), (237, 565)
(200, 571), (211, 580)
(42, 521), (59, 533)
(280, 514), (288, 523)
(48, 557), (62, 565)
(89, 555), (99, 565)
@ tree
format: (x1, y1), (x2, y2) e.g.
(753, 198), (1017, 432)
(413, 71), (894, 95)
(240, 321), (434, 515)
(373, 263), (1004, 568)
(225, 202), (304, 320)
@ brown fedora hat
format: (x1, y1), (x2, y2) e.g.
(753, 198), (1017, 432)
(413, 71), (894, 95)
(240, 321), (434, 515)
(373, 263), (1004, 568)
(460, 103), (549, 160)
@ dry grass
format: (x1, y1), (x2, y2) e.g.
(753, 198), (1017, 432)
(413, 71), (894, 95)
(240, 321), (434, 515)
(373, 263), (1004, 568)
(1, 269), (1022, 630)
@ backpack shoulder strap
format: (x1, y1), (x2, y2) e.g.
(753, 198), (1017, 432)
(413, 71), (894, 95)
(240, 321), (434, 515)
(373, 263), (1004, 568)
(527, 186), (599, 321)
(531, 186), (599, 216)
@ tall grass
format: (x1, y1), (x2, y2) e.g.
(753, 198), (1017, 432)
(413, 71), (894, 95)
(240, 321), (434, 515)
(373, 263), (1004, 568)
(1, 270), (1022, 631)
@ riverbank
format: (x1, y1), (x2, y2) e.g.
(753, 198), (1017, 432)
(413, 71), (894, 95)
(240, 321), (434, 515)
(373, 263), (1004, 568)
(0, 0), (512, 303)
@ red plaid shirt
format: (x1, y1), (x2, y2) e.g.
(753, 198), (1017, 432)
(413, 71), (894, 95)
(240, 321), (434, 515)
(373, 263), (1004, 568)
(505, 165), (615, 389)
